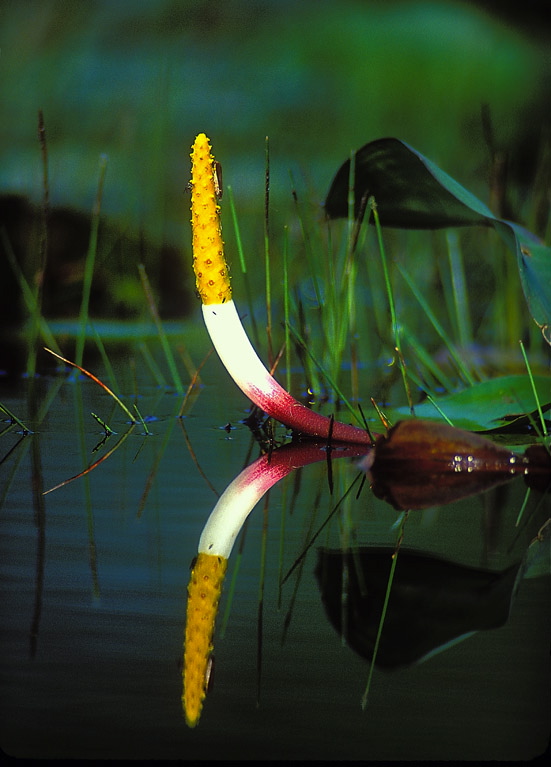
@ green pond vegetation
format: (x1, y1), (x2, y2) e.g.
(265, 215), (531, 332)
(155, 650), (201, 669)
(2, 119), (550, 492)
(0, 1), (550, 730)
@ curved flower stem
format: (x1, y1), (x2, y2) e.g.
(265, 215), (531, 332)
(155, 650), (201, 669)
(202, 300), (372, 443)
(189, 133), (372, 446)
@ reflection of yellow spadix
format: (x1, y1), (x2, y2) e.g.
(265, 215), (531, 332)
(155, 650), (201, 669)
(181, 439), (370, 727)
(183, 552), (228, 728)
(181, 451), (292, 727)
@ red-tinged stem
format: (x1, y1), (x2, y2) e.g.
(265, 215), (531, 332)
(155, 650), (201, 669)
(199, 439), (372, 558)
(246, 378), (374, 445)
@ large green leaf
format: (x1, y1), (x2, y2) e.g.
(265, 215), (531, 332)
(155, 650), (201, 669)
(388, 374), (551, 433)
(325, 138), (551, 343)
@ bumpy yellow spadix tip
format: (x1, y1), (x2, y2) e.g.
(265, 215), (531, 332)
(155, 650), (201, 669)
(182, 551), (228, 727)
(190, 133), (232, 305)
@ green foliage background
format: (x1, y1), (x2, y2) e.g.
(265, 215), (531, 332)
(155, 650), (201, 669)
(1, 0), (550, 369)
(2, 1), (548, 233)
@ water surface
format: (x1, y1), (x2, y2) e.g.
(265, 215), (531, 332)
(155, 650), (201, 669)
(1, 359), (549, 760)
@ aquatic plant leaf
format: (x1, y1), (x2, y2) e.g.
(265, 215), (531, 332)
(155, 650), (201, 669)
(417, 376), (550, 432)
(324, 138), (494, 227)
(511, 235), (551, 343)
(316, 547), (520, 669)
(391, 374), (551, 432)
(361, 419), (529, 510)
(325, 138), (551, 341)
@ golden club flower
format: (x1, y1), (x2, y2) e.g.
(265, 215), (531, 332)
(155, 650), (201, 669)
(183, 133), (372, 728)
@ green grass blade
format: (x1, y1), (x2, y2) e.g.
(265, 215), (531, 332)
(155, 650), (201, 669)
(402, 328), (456, 393)
(90, 321), (120, 394)
(0, 403), (31, 433)
(361, 511), (408, 709)
(75, 154), (108, 370)
(397, 263), (476, 386)
(264, 137), (273, 364)
(283, 225), (292, 394)
(446, 230), (472, 348)
(138, 341), (168, 388)
(44, 347), (136, 423)
(1, 228), (61, 355)
(519, 340), (548, 437)
(370, 197), (413, 411)
(286, 323), (363, 425)
(226, 184), (260, 347)
(137, 263), (184, 393)
(515, 486), (532, 528)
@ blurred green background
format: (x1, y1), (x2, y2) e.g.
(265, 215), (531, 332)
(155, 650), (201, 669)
(0, 9), (549, 758)
(1, 0), (549, 326)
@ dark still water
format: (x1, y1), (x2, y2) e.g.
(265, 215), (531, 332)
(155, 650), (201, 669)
(0, 358), (549, 761)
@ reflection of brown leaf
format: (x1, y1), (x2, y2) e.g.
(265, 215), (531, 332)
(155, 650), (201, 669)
(316, 547), (521, 668)
(362, 419), (531, 510)
(523, 444), (551, 493)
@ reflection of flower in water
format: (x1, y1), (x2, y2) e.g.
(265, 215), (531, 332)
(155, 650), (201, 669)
(182, 440), (368, 727)
(182, 421), (551, 725)
(183, 552), (227, 728)
(363, 419), (548, 511)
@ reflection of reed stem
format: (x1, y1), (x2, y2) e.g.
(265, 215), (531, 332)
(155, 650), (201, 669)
(361, 510), (408, 709)
(30, 425), (46, 658)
